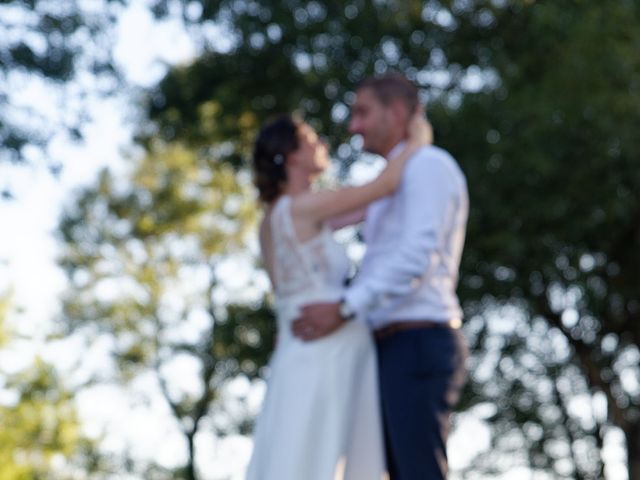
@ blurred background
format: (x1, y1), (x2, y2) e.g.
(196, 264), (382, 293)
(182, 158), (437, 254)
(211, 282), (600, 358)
(1, 0), (639, 479)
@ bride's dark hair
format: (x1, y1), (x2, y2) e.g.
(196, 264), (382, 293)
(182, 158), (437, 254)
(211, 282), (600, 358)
(252, 115), (301, 203)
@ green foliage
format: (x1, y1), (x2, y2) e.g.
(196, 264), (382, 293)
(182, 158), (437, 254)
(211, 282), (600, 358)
(443, 3), (640, 477)
(143, 1), (449, 167)
(0, 0), (125, 173)
(217, 302), (276, 381)
(0, 293), (98, 479)
(0, 294), (10, 347)
(57, 143), (274, 478)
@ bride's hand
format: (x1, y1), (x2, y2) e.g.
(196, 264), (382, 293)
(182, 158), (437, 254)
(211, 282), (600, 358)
(407, 106), (433, 147)
(377, 106), (433, 194)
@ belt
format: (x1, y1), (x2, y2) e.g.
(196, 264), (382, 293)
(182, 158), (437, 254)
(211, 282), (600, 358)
(374, 318), (462, 341)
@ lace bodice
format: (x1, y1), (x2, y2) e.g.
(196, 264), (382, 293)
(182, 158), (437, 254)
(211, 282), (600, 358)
(270, 196), (350, 321)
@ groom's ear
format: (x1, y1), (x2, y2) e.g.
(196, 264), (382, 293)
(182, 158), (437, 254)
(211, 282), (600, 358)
(389, 98), (410, 125)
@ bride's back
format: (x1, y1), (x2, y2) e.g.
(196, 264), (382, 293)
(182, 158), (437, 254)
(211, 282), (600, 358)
(261, 195), (350, 322)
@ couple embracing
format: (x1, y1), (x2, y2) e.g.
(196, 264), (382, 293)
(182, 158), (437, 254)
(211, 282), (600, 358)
(246, 73), (469, 480)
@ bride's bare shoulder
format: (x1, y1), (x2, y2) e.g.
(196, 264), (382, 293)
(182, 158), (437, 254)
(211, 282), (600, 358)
(289, 190), (323, 216)
(259, 209), (272, 236)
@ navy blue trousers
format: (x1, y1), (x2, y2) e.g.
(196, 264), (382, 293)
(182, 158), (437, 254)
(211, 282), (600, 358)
(376, 326), (468, 480)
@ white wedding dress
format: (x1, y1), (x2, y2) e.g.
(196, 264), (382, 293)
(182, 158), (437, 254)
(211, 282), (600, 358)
(246, 195), (386, 480)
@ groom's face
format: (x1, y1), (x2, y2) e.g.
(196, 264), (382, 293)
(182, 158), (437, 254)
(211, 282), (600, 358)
(348, 88), (396, 156)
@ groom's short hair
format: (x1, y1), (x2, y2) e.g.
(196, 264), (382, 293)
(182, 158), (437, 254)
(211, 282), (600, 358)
(357, 73), (419, 114)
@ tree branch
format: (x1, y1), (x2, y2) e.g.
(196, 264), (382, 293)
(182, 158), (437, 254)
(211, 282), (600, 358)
(534, 298), (629, 431)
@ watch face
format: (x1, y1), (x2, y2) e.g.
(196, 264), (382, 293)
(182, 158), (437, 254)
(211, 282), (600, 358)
(340, 302), (355, 319)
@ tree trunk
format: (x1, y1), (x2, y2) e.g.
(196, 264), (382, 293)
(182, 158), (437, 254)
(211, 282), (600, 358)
(627, 421), (640, 480)
(186, 432), (197, 480)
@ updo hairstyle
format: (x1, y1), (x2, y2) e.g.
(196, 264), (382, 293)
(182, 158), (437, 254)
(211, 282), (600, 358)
(252, 115), (301, 203)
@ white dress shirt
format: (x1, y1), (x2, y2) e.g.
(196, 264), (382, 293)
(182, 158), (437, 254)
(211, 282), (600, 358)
(343, 142), (469, 330)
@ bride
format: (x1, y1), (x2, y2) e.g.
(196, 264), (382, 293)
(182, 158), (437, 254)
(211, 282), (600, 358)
(246, 110), (431, 480)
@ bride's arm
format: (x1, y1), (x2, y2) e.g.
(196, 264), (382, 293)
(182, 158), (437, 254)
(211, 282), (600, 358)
(326, 208), (366, 231)
(291, 141), (418, 224)
(293, 111), (432, 224)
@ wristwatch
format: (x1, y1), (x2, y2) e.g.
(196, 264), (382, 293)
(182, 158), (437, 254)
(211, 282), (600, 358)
(339, 298), (356, 321)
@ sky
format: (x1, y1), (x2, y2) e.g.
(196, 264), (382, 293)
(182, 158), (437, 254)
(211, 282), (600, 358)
(0, 1), (630, 479)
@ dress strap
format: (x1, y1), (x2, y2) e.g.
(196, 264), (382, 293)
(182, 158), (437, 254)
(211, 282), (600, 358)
(271, 196), (296, 240)
(270, 195), (316, 296)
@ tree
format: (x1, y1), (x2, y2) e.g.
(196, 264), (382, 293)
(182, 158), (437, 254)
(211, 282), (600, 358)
(0, 0), (128, 184)
(0, 292), (100, 479)
(436, 2), (640, 477)
(0, 0), (202, 198)
(57, 143), (275, 479)
(141, 0), (640, 478)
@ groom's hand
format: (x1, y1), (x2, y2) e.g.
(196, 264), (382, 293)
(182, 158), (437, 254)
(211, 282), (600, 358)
(292, 302), (345, 342)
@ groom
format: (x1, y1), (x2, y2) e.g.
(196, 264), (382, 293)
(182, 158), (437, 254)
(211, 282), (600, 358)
(292, 73), (469, 479)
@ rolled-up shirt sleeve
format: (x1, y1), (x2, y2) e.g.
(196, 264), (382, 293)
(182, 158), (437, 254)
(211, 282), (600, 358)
(344, 149), (452, 320)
